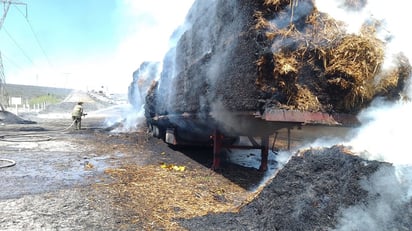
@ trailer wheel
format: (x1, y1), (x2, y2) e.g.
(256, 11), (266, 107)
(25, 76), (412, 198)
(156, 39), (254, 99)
(147, 122), (153, 132)
(147, 122), (157, 136)
(152, 125), (160, 137)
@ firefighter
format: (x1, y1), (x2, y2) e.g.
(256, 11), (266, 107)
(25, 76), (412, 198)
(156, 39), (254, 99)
(71, 102), (86, 130)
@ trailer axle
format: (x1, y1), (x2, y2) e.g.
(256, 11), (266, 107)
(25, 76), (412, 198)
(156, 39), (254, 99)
(211, 130), (269, 171)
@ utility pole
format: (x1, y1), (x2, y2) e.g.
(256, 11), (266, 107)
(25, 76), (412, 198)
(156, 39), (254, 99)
(0, 0), (27, 111)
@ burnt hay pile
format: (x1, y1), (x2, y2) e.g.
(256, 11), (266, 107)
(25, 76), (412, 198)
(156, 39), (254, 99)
(179, 145), (412, 230)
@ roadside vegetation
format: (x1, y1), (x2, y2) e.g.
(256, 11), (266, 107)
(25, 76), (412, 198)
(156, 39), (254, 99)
(29, 94), (62, 106)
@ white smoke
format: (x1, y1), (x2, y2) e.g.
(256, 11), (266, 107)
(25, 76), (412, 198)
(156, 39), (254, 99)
(115, 1), (194, 131)
(349, 99), (412, 164)
(314, 0), (412, 229)
(334, 166), (412, 231)
(91, 104), (145, 133)
(331, 100), (412, 230)
(317, 0), (412, 69)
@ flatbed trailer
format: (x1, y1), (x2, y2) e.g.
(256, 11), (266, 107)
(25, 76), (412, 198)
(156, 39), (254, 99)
(146, 109), (360, 171)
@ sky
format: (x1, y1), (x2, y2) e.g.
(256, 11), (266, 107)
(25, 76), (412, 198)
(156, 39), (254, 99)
(0, 0), (194, 93)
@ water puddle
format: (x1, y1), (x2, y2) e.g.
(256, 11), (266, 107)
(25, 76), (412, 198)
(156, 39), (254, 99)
(0, 138), (124, 199)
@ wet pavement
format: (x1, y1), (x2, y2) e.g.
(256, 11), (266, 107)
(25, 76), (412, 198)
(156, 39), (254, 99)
(0, 138), (109, 199)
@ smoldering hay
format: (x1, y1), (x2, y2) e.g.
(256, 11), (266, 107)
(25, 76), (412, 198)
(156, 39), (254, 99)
(142, 0), (410, 117)
(125, 0), (412, 229)
(254, 1), (410, 114)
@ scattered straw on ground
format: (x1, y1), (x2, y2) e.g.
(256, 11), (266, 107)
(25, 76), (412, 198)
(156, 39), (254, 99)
(98, 164), (254, 230)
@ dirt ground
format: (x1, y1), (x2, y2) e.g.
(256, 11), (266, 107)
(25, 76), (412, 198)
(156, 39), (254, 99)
(1, 104), (412, 231)
(0, 107), (284, 230)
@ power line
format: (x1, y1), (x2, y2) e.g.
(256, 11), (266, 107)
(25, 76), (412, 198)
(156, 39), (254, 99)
(25, 19), (53, 67)
(0, 1), (26, 30)
(2, 51), (23, 70)
(13, 4), (53, 68)
(2, 26), (35, 65)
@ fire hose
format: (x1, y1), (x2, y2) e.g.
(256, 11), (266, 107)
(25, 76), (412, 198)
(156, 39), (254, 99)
(0, 134), (53, 142)
(61, 114), (87, 131)
(0, 134), (53, 168)
(61, 119), (77, 131)
(0, 114), (87, 168)
(0, 123), (71, 169)
(0, 159), (16, 168)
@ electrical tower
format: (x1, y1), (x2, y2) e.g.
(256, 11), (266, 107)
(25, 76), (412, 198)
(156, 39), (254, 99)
(0, 52), (5, 110)
(0, 0), (27, 111)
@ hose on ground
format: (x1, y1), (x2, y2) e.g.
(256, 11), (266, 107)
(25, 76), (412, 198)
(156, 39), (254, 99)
(0, 159), (16, 168)
(0, 118), (78, 168)
(0, 118), (77, 139)
(61, 119), (76, 131)
(0, 134), (52, 142)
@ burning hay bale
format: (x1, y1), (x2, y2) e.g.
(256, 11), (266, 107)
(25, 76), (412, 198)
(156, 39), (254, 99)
(255, 2), (410, 114)
(128, 61), (160, 109)
(375, 53), (412, 100)
(144, 0), (411, 118)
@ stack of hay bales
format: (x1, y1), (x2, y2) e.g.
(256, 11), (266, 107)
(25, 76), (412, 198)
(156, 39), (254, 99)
(128, 61), (160, 109)
(145, 0), (410, 117)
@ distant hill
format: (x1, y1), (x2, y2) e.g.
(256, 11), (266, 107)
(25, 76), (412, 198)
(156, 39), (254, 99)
(4, 84), (73, 100)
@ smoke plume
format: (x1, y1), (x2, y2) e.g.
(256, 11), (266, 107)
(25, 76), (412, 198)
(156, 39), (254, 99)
(119, 1), (194, 131)
(312, 0), (412, 229)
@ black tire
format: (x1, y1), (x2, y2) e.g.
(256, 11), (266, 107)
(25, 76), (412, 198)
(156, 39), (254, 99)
(147, 122), (153, 132)
(152, 125), (160, 137)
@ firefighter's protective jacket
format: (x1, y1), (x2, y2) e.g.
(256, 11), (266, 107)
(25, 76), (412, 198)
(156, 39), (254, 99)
(72, 104), (83, 117)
